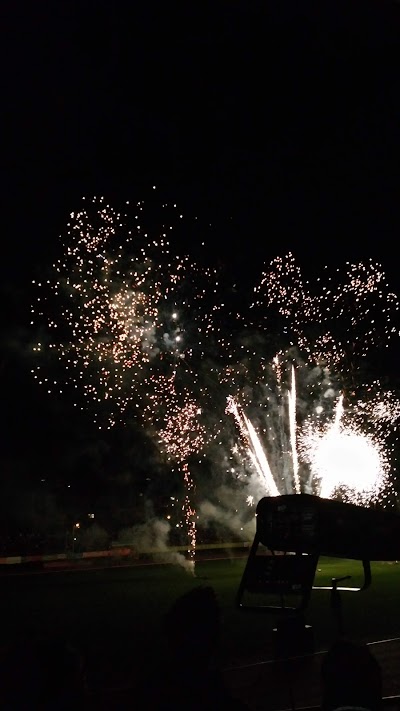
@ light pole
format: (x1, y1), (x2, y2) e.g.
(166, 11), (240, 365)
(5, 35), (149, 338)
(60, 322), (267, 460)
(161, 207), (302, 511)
(72, 522), (80, 553)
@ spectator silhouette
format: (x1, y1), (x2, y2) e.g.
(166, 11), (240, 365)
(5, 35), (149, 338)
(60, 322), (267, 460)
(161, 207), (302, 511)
(148, 585), (248, 710)
(321, 639), (382, 711)
(1, 636), (87, 709)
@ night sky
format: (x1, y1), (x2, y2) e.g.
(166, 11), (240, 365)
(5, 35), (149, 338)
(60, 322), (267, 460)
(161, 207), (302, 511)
(2, 1), (400, 523)
(4, 1), (400, 277)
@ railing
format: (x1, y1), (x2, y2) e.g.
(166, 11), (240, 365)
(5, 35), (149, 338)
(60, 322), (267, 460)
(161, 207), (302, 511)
(277, 698), (400, 711)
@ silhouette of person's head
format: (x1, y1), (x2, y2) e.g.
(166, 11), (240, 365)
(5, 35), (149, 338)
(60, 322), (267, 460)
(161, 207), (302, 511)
(151, 586), (249, 710)
(321, 639), (382, 711)
(163, 585), (220, 669)
(2, 636), (86, 709)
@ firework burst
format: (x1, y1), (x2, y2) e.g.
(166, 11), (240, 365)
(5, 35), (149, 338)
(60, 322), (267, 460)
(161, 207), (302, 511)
(226, 359), (398, 506)
(31, 196), (222, 560)
(250, 253), (399, 371)
(220, 251), (400, 510)
(31, 198), (400, 554)
(300, 401), (390, 505)
(31, 197), (220, 426)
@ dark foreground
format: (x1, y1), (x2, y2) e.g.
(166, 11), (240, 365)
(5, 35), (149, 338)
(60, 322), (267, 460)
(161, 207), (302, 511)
(1, 557), (400, 709)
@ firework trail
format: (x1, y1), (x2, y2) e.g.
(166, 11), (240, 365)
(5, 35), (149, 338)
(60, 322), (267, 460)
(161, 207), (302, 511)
(288, 365), (300, 494)
(225, 359), (325, 499)
(143, 374), (206, 567)
(226, 395), (279, 496)
(223, 357), (311, 499)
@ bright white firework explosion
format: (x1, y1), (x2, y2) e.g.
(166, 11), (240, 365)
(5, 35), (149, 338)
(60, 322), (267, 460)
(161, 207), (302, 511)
(300, 391), (394, 505)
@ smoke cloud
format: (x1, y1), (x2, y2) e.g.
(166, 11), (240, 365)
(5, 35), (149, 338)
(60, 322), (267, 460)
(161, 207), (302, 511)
(198, 484), (256, 542)
(117, 517), (195, 574)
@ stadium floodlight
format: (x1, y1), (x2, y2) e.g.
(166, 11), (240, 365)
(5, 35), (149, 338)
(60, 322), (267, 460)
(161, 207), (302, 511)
(237, 494), (400, 614)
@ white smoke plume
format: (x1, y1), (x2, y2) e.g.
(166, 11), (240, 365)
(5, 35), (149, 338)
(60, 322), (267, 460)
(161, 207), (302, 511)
(199, 484), (257, 542)
(117, 517), (195, 574)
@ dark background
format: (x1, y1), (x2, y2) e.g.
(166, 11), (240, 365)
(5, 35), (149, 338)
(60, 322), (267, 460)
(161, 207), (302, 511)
(4, 0), (400, 276)
(2, 1), (400, 543)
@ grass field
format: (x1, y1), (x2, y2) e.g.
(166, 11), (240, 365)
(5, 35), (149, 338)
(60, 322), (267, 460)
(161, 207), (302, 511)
(1, 555), (400, 692)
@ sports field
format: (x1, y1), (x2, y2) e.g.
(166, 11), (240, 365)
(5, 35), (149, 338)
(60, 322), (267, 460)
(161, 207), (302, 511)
(1, 555), (400, 697)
